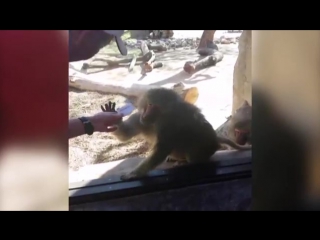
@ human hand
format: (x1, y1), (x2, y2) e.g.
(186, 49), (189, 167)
(89, 111), (123, 133)
(101, 101), (116, 112)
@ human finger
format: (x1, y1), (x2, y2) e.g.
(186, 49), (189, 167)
(107, 101), (116, 112)
(101, 105), (106, 112)
(105, 103), (111, 111)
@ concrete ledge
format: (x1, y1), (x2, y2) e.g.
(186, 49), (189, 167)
(69, 150), (251, 183)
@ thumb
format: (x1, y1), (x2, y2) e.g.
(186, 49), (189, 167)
(105, 126), (118, 132)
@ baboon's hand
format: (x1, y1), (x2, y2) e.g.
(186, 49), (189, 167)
(101, 101), (117, 113)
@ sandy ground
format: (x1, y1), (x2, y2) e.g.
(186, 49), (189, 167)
(69, 30), (241, 172)
(69, 89), (152, 171)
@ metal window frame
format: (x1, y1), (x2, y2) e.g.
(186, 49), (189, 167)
(69, 150), (251, 206)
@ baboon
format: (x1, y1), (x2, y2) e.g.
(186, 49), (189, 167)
(231, 100), (252, 145)
(103, 88), (251, 180)
(216, 100), (252, 148)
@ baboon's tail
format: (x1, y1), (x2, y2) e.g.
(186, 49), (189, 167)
(217, 136), (251, 150)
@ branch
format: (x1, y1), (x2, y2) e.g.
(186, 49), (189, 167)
(183, 51), (224, 74)
(69, 67), (198, 104)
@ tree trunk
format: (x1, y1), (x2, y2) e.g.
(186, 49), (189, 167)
(232, 30), (252, 114)
(198, 30), (216, 49)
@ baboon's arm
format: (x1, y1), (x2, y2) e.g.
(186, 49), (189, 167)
(112, 112), (142, 141)
(126, 141), (173, 178)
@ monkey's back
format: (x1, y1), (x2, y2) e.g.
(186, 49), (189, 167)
(160, 101), (219, 153)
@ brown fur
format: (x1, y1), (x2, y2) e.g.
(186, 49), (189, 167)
(216, 100), (252, 150)
(112, 88), (251, 180)
(232, 100), (252, 145)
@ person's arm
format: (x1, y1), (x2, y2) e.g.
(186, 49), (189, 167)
(69, 118), (87, 139)
(69, 112), (123, 139)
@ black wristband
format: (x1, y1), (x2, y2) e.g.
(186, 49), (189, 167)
(78, 117), (94, 135)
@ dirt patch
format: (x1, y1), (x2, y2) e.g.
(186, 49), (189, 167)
(69, 87), (150, 171)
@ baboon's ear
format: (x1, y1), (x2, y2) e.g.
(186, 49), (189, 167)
(183, 87), (199, 105)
